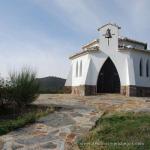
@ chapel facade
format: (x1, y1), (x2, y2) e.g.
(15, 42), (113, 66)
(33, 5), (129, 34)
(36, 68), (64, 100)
(65, 23), (150, 97)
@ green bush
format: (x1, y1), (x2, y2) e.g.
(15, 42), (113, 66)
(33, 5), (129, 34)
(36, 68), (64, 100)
(0, 79), (13, 107)
(9, 68), (40, 106)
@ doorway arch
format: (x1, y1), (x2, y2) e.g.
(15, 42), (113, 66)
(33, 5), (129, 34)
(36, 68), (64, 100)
(97, 57), (121, 93)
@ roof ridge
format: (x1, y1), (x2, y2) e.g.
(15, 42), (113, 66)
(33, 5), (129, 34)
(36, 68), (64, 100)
(98, 22), (121, 31)
(119, 37), (147, 46)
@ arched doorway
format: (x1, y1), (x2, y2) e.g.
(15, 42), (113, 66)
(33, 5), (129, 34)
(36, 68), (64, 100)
(97, 57), (120, 93)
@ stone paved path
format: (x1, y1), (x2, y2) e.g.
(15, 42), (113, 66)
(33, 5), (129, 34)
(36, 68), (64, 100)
(1, 94), (150, 150)
(0, 95), (103, 150)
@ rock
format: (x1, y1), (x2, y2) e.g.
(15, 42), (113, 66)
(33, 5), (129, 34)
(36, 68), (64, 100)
(90, 116), (99, 122)
(16, 133), (55, 145)
(31, 123), (49, 136)
(59, 132), (67, 138)
(12, 143), (24, 150)
(69, 126), (89, 135)
(41, 142), (57, 149)
(38, 113), (75, 127)
(66, 133), (76, 144)
(70, 112), (83, 117)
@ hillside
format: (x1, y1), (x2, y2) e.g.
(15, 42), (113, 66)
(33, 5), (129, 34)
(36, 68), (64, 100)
(37, 76), (66, 93)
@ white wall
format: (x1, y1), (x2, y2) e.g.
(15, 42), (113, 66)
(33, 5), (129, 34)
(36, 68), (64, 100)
(66, 23), (150, 88)
(65, 65), (72, 86)
(69, 24), (130, 87)
(130, 50), (150, 87)
(71, 54), (90, 86)
(85, 51), (107, 85)
(98, 24), (130, 86)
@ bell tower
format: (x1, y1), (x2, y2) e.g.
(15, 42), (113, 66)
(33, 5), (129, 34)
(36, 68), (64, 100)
(104, 28), (115, 46)
(98, 23), (121, 52)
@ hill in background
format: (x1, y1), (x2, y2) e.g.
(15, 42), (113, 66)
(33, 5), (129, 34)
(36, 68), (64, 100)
(37, 76), (66, 93)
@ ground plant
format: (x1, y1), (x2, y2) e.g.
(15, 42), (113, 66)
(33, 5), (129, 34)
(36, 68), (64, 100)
(0, 68), (51, 135)
(78, 112), (150, 150)
(0, 105), (54, 135)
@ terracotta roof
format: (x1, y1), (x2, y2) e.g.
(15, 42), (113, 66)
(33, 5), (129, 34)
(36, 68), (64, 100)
(69, 46), (99, 59)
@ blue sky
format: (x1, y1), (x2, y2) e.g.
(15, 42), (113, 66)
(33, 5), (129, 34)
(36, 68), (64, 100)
(0, 0), (150, 78)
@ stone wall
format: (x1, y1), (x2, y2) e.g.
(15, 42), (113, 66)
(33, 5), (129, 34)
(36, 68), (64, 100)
(70, 85), (150, 97)
(121, 85), (150, 97)
(71, 85), (96, 96)
(64, 86), (72, 94)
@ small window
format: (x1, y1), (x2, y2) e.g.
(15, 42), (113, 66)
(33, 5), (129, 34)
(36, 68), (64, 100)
(139, 59), (143, 76)
(80, 60), (82, 77)
(146, 60), (149, 77)
(76, 61), (78, 77)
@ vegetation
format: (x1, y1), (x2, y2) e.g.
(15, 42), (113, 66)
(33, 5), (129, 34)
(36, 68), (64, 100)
(0, 68), (56, 135)
(0, 105), (54, 135)
(78, 112), (150, 150)
(0, 68), (39, 107)
(37, 76), (65, 93)
(10, 68), (39, 106)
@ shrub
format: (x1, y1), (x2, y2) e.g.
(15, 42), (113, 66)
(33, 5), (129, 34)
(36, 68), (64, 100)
(0, 78), (13, 107)
(9, 68), (40, 107)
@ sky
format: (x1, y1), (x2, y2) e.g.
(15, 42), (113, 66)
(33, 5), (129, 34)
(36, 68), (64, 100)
(0, 0), (150, 79)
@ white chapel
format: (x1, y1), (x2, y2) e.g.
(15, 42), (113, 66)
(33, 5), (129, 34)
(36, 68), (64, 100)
(65, 23), (150, 97)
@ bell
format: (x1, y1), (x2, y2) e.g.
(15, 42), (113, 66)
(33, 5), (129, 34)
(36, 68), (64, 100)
(105, 28), (112, 38)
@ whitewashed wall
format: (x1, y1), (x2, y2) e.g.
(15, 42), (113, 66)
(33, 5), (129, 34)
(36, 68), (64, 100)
(66, 24), (150, 88)
(97, 24), (129, 86)
(130, 50), (150, 87)
(71, 54), (90, 86)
